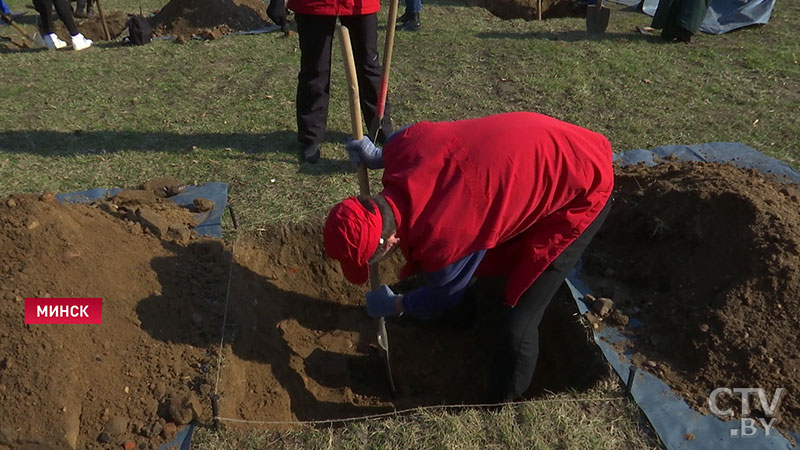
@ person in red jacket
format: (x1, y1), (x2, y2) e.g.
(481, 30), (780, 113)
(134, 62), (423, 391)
(323, 112), (614, 402)
(284, 0), (392, 163)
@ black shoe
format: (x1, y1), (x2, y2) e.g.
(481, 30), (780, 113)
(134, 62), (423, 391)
(676, 27), (692, 43)
(300, 142), (320, 164)
(398, 13), (420, 31)
(396, 9), (411, 26)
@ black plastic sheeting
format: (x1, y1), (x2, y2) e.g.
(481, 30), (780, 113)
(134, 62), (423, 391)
(56, 182), (228, 238)
(566, 142), (799, 449)
(612, 0), (776, 34)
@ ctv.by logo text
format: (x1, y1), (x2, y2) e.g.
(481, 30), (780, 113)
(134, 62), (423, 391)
(708, 387), (784, 438)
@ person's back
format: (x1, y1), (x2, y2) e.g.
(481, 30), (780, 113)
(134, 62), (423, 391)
(380, 111), (613, 303)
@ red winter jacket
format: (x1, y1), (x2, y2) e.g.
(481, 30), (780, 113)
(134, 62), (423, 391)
(287, 0), (379, 16)
(380, 112), (614, 306)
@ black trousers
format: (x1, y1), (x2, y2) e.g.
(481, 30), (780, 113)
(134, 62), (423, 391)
(487, 200), (612, 403)
(295, 13), (392, 146)
(34, 0), (78, 35)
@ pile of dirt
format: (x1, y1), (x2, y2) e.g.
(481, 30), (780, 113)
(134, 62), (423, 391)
(0, 184), (225, 450)
(55, 12), (130, 42)
(150, 0), (273, 41)
(466, 0), (586, 21)
(583, 161), (800, 433)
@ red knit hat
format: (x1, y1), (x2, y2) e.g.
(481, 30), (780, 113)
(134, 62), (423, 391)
(323, 197), (382, 284)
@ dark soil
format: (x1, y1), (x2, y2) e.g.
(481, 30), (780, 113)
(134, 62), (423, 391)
(584, 161), (800, 434)
(150, 0), (273, 40)
(467, 0), (586, 21)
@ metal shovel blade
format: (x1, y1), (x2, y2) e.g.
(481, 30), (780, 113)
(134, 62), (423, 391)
(586, 1), (610, 33)
(377, 317), (396, 393)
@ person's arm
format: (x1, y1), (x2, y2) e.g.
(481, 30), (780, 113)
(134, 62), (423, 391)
(400, 250), (487, 319)
(345, 125), (412, 170)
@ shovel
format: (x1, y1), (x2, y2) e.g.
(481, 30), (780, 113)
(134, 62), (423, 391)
(586, 0), (610, 33)
(368, 0), (399, 142)
(1, 13), (38, 46)
(338, 24), (397, 395)
(94, 0), (111, 41)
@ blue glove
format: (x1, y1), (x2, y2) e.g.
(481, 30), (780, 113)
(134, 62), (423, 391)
(346, 137), (384, 170)
(366, 285), (399, 318)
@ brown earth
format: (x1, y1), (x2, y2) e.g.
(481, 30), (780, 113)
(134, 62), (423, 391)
(583, 161), (800, 434)
(0, 189), (225, 450)
(216, 228), (605, 427)
(464, 0), (586, 21)
(0, 186), (605, 448)
(54, 11), (130, 42)
(150, 0), (274, 41)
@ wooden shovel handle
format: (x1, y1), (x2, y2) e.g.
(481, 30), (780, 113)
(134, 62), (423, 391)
(339, 25), (381, 289)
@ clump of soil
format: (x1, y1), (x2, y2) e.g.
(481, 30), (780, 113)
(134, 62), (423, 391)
(0, 189), (224, 449)
(584, 161), (800, 433)
(150, 0), (273, 40)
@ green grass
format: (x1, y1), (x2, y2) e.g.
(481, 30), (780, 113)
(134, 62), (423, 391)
(1, 0), (798, 229)
(1, 0), (799, 447)
(193, 382), (662, 449)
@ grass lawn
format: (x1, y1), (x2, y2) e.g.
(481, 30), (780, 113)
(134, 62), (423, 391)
(1, 0), (798, 447)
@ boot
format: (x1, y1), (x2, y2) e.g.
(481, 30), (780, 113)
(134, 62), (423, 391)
(74, 0), (88, 18)
(43, 33), (68, 49)
(70, 32), (92, 51)
(395, 9), (411, 27)
(398, 12), (419, 31)
(299, 142), (320, 164)
(676, 27), (692, 43)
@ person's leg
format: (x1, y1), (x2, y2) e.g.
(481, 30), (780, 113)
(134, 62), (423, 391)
(341, 14), (393, 144)
(52, 0), (78, 35)
(295, 13), (336, 162)
(74, 0), (86, 18)
(398, 0), (420, 32)
(33, 0), (56, 34)
(397, 0), (413, 24)
(487, 201), (612, 403)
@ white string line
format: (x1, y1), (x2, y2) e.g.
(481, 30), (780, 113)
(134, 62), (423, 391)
(213, 397), (627, 426)
(213, 234), (238, 396)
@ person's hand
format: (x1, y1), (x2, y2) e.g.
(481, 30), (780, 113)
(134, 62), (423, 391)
(366, 285), (399, 318)
(266, 0), (287, 31)
(346, 136), (384, 170)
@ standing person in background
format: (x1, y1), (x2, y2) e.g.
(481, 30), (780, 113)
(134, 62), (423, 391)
(285, 0), (393, 164)
(33, 0), (92, 49)
(74, 0), (94, 18)
(396, 0), (421, 31)
(651, 0), (710, 43)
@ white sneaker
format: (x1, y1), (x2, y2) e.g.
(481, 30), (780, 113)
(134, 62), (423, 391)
(70, 33), (92, 51)
(43, 33), (67, 50)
